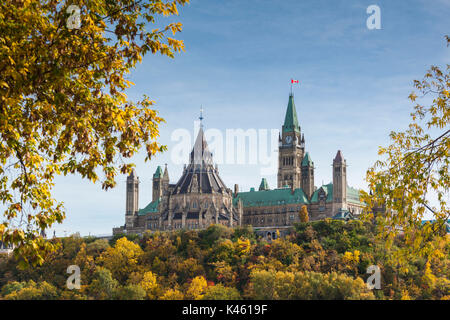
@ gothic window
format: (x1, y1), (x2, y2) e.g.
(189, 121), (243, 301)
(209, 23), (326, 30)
(192, 201), (197, 208)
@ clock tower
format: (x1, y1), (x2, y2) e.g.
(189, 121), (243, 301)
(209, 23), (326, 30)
(277, 93), (305, 189)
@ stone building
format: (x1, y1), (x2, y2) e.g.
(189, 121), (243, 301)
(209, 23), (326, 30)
(114, 125), (241, 235)
(113, 93), (364, 237)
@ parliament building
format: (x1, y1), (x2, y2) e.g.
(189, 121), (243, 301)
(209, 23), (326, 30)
(113, 94), (365, 238)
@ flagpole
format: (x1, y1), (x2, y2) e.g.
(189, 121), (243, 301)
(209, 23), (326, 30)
(290, 79), (292, 95)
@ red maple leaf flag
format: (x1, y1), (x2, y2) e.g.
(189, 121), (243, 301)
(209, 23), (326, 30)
(291, 79), (299, 84)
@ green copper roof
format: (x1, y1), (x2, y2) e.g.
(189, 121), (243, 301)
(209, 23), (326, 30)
(153, 166), (163, 178)
(347, 186), (363, 205)
(333, 209), (354, 220)
(233, 187), (309, 207)
(283, 94), (300, 133)
(301, 152), (313, 167)
(138, 198), (161, 216)
(310, 183), (333, 203)
(259, 178), (269, 191)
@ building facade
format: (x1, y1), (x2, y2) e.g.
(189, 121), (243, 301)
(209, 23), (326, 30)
(113, 94), (364, 237)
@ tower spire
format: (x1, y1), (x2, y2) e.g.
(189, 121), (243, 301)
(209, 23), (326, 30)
(282, 94), (300, 134)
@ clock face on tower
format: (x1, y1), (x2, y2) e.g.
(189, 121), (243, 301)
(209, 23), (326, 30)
(285, 135), (292, 144)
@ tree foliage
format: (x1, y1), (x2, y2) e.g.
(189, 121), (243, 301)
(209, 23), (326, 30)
(299, 205), (309, 223)
(98, 237), (143, 283)
(0, 222), (448, 299)
(0, 0), (189, 266)
(361, 36), (450, 260)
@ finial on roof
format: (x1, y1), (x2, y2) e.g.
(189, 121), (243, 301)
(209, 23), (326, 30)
(199, 106), (204, 128)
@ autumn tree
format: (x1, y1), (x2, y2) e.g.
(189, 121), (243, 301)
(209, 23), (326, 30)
(139, 271), (158, 299)
(88, 267), (118, 300)
(160, 288), (184, 300)
(0, 0), (189, 266)
(246, 270), (374, 300)
(361, 36), (450, 260)
(186, 275), (208, 300)
(203, 284), (241, 300)
(115, 284), (146, 300)
(98, 237), (143, 283)
(299, 205), (309, 223)
(2, 280), (58, 300)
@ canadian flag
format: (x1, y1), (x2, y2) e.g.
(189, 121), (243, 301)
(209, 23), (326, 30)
(291, 79), (299, 84)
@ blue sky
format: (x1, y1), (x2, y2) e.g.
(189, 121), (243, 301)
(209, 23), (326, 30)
(50, 0), (449, 236)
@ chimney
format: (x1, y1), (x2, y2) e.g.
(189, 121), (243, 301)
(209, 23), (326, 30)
(234, 184), (239, 197)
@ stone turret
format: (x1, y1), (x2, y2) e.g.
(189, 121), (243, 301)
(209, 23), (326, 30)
(125, 169), (139, 229)
(126, 169), (139, 216)
(162, 164), (170, 195)
(301, 152), (314, 199)
(332, 150), (347, 213)
(152, 166), (163, 202)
